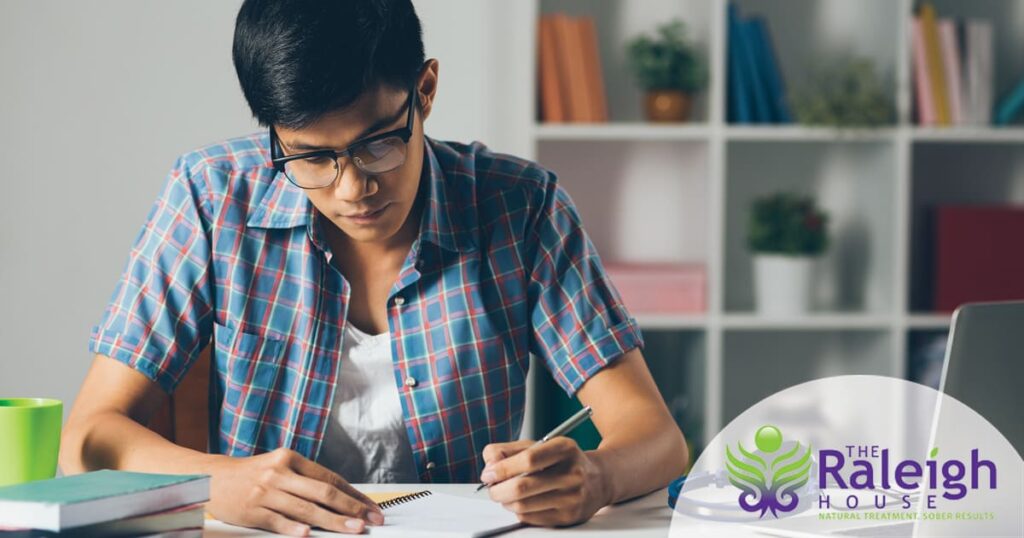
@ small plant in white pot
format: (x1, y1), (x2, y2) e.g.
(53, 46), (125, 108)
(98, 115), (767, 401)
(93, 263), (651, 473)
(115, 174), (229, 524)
(748, 193), (829, 316)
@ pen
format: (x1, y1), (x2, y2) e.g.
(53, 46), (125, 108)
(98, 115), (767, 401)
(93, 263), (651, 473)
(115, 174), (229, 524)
(475, 406), (594, 492)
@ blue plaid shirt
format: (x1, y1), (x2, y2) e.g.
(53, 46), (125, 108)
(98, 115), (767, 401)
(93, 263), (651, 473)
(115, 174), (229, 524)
(90, 133), (643, 482)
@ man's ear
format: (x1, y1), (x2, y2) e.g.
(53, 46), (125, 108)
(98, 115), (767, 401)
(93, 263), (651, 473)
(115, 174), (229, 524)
(417, 58), (439, 120)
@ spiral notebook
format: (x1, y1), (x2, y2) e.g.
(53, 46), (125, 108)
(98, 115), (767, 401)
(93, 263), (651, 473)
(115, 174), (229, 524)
(365, 490), (524, 537)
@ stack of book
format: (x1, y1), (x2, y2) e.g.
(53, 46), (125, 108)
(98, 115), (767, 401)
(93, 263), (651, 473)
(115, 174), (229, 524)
(911, 3), (994, 126)
(0, 470), (209, 537)
(727, 3), (792, 124)
(536, 13), (608, 123)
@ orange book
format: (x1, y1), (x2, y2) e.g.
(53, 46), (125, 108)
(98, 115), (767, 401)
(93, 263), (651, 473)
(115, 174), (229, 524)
(579, 17), (608, 122)
(920, 3), (950, 125)
(537, 16), (565, 122)
(552, 14), (590, 122)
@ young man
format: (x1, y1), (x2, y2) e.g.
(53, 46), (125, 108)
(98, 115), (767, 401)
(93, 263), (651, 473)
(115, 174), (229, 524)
(59, 1), (687, 535)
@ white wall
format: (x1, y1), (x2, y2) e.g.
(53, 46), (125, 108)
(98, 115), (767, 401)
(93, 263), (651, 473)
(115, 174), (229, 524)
(0, 1), (531, 420)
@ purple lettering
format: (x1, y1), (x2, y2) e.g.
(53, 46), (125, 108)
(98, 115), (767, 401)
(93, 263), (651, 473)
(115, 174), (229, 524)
(895, 460), (922, 489)
(819, 449), (847, 489)
(971, 449), (997, 489)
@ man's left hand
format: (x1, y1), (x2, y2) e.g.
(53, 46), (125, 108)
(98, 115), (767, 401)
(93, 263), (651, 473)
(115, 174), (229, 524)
(479, 438), (610, 527)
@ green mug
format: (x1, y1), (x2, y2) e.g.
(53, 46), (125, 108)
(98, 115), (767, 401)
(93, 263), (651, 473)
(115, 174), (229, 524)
(0, 398), (63, 487)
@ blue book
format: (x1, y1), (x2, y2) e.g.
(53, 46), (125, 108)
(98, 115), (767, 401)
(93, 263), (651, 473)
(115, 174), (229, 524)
(738, 18), (771, 122)
(727, 3), (752, 123)
(0, 470), (209, 532)
(750, 16), (793, 123)
(994, 75), (1024, 125)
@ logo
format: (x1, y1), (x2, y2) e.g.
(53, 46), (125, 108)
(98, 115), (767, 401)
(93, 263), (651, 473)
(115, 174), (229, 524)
(725, 425), (813, 518)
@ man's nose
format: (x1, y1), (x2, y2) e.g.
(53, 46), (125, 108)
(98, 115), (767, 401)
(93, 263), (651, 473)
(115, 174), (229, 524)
(332, 159), (379, 202)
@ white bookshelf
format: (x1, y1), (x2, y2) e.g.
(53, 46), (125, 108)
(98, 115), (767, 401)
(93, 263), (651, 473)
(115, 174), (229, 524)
(502, 0), (1024, 453)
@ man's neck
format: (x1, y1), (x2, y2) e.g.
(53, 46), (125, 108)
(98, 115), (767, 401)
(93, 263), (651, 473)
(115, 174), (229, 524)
(326, 197), (424, 267)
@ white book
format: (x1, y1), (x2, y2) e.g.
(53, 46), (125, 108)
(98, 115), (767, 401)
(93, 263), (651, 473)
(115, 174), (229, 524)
(966, 20), (994, 126)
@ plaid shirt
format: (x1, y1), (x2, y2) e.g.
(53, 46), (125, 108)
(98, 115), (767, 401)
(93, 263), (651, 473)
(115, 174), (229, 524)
(90, 133), (643, 483)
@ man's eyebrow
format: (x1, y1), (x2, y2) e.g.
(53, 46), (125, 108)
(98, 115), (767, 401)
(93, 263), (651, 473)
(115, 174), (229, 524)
(289, 106), (406, 151)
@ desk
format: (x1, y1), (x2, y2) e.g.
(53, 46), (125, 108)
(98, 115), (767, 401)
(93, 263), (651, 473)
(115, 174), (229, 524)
(204, 483), (673, 537)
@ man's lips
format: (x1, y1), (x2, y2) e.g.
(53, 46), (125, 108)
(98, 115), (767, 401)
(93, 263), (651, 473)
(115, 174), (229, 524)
(343, 203), (390, 219)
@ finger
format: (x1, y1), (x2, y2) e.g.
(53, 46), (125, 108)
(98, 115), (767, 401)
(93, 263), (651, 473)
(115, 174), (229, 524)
(501, 487), (579, 516)
(262, 488), (367, 534)
(482, 437), (578, 484)
(251, 507), (310, 537)
(286, 453), (383, 513)
(482, 440), (535, 465)
(274, 470), (382, 523)
(486, 469), (568, 504)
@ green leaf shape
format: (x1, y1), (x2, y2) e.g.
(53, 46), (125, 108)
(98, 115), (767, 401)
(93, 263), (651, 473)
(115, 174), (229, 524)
(738, 441), (767, 469)
(772, 443), (813, 491)
(726, 444), (766, 488)
(771, 441), (802, 472)
(930, 447), (939, 459)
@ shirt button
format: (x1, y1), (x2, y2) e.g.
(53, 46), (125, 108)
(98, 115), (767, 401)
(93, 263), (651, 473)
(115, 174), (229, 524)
(404, 376), (418, 388)
(394, 295), (406, 306)
(426, 461), (436, 471)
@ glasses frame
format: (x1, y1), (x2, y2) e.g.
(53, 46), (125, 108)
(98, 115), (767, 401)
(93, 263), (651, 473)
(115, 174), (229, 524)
(269, 77), (419, 190)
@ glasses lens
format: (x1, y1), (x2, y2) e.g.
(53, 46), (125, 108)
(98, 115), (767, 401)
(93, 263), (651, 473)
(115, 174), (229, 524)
(283, 155), (338, 188)
(352, 137), (407, 174)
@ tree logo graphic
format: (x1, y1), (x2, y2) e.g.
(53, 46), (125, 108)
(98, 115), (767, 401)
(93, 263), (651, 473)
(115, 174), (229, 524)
(725, 425), (813, 518)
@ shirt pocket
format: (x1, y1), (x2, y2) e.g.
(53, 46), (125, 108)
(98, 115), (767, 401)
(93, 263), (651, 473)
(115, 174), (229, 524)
(213, 321), (286, 455)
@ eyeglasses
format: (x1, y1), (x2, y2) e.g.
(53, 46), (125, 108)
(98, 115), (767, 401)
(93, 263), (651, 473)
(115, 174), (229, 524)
(269, 78), (418, 190)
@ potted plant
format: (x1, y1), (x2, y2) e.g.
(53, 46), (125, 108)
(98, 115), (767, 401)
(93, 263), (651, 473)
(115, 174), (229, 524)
(747, 193), (829, 315)
(790, 56), (896, 127)
(627, 20), (707, 122)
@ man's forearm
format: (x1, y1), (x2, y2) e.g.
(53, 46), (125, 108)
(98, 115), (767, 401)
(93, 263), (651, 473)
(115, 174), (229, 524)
(587, 420), (688, 506)
(60, 411), (226, 476)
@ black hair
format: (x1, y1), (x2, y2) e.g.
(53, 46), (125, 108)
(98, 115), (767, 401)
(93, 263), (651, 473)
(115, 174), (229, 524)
(233, 0), (425, 129)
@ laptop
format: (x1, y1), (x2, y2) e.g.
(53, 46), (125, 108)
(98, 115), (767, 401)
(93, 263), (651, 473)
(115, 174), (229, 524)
(747, 301), (1024, 537)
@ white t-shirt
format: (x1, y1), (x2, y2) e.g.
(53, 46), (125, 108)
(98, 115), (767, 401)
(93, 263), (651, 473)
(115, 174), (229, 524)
(316, 323), (420, 483)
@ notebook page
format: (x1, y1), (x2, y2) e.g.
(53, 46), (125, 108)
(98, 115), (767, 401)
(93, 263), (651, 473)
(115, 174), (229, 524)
(366, 491), (523, 538)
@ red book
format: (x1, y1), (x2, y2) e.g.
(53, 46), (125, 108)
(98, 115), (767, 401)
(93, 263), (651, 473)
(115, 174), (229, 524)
(934, 206), (1024, 312)
(605, 263), (707, 314)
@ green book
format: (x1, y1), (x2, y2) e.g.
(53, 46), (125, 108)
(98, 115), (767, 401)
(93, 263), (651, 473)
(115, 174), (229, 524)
(0, 470), (209, 532)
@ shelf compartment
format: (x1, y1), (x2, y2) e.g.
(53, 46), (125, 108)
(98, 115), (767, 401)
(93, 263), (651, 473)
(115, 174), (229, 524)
(908, 143), (1024, 312)
(724, 141), (897, 314)
(537, 140), (710, 264)
(721, 329), (892, 424)
(539, 0), (714, 123)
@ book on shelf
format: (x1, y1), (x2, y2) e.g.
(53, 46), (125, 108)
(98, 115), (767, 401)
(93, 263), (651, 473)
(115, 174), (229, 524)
(934, 206), (1024, 312)
(911, 3), (993, 127)
(604, 262), (706, 315)
(537, 13), (608, 123)
(938, 19), (965, 125)
(967, 19), (993, 125)
(911, 17), (937, 125)
(0, 470), (209, 534)
(726, 3), (790, 125)
(919, 4), (951, 125)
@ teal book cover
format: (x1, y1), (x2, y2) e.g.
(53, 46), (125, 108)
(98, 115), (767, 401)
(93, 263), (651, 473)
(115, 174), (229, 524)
(0, 470), (205, 504)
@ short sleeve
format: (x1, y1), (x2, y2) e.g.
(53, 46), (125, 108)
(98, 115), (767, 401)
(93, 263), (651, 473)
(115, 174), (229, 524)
(89, 156), (215, 394)
(526, 177), (644, 397)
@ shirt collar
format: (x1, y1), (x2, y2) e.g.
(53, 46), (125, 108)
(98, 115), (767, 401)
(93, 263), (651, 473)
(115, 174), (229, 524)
(247, 136), (478, 254)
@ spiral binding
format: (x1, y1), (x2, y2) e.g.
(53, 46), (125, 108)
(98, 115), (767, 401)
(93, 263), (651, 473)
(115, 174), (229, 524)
(377, 490), (433, 509)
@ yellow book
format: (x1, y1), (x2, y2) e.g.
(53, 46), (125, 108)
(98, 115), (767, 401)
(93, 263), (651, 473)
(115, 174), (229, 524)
(919, 3), (950, 125)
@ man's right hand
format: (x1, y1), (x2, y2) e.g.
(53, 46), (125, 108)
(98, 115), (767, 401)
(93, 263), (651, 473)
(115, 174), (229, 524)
(207, 447), (385, 536)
